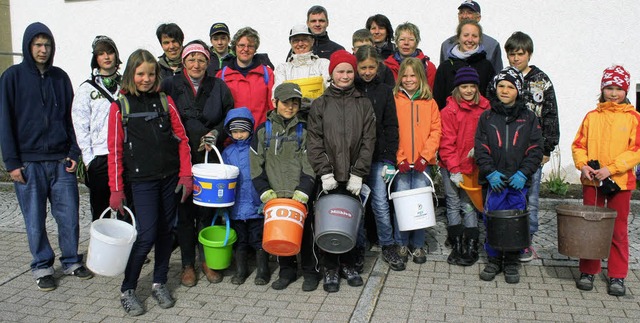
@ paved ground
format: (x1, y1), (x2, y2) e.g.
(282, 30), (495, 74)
(0, 187), (639, 322)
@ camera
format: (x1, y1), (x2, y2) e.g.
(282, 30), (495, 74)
(587, 160), (620, 195)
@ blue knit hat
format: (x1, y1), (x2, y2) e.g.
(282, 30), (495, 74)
(454, 67), (480, 87)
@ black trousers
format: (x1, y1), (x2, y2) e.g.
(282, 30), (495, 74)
(176, 199), (216, 267)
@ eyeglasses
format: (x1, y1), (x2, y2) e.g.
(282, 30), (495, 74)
(290, 37), (311, 44)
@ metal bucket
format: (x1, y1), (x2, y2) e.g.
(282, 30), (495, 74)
(556, 204), (617, 259)
(314, 193), (362, 253)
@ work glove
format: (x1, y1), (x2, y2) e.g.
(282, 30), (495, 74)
(109, 191), (126, 214)
(381, 163), (396, 183)
(467, 148), (475, 158)
(346, 174), (363, 196)
(175, 176), (193, 203)
(397, 159), (411, 173)
(450, 172), (463, 188)
(321, 173), (338, 192)
(414, 156), (428, 173)
(486, 170), (507, 191)
(292, 190), (309, 204)
(260, 189), (278, 203)
(508, 171), (527, 190)
(198, 130), (218, 152)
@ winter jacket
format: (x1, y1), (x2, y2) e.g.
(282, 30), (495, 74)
(307, 84), (377, 182)
(355, 75), (399, 164)
(158, 54), (183, 80)
(161, 69), (234, 164)
(107, 92), (191, 192)
(384, 49), (437, 91)
(377, 62), (396, 88)
(394, 89), (441, 165)
(438, 95), (490, 174)
(221, 108), (262, 221)
(440, 34), (503, 74)
(376, 42), (396, 60)
(572, 101), (640, 190)
(486, 66), (559, 156)
(250, 110), (315, 199)
(217, 60), (274, 128)
(0, 22), (80, 171)
(72, 74), (121, 167)
(274, 52), (330, 97)
(207, 51), (274, 77)
(474, 99), (543, 187)
(433, 50), (495, 110)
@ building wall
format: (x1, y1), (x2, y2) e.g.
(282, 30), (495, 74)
(6, 0), (640, 183)
(0, 0), (14, 75)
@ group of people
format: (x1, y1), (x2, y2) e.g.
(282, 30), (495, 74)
(1, 0), (639, 318)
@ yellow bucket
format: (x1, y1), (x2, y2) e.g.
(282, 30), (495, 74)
(285, 76), (325, 99)
(459, 169), (483, 211)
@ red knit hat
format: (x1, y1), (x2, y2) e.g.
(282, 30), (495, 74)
(329, 50), (357, 75)
(601, 65), (630, 92)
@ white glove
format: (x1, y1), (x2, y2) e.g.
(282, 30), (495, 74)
(467, 148), (475, 158)
(321, 174), (338, 192)
(450, 172), (463, 188)
(346, 174), (363, 196)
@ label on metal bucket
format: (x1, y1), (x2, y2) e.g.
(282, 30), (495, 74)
(264, 206), (305, 228)
(329, 208), (353, 219)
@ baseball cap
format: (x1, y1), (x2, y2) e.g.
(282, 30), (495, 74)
(458, 0), (481, 13)
(209, 22), (230, 36)
(289, 24), (312, 39)
(274, 83), (303, 101)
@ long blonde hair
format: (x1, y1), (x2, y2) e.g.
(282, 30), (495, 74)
(393, 57), (432, 100)
(121, 49), (161, 96)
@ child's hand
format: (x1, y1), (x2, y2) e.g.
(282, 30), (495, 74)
(292, 190), (309, 204)
(413, 157), (428, 173)
(593, 167), (611, 181)
(397, 160), (410, 173)
(260, 189), (277, 203)
(508, 171), (527, 190)
(580, 165), (596, 180)
(381, 163), (395, 183)
(450, 172), (463, 187)
(321, 174), (338, 192)
(486, 170), (507, 191)
(109, 191), (126, 214)
(346, 174), (363, 196)
(175, 176), (193, 203)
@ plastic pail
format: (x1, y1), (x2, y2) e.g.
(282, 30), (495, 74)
(86, 206), (137, 276)
(262, 198), (307, 256)
(556, 204), (617, 259)
(388, 170), (437, 231)
(198, 211), (237, 270)
(193, 147), (239, 208)
(460, 170), (483, 211)
(486, 209), (530, 251)
(314, 193), (362, 253)
(285, 76), (325, 99)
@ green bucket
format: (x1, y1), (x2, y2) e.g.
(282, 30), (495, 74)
(198, 211), (237, 270)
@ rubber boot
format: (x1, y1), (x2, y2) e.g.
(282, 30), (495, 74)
(254, 249), (271, 285)
(458, 227), (480, 266)
(231, 249), (248, 285)
(446, 225), (464, 265)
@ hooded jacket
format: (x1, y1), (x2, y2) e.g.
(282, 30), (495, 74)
(0, 22), (80, 172)
(438, 95), (490, 174)
(221, 108), (262, 221)
(572, 101), (640, 190)
(307, 84), (376, 182)
(383, 49), (437, 91)
(250, 109), (315, 199)
(474, 98), (543, 187)
(274, 51), (330, 95)
(440, 33), (503, 74)
(394, 89), (441, 165)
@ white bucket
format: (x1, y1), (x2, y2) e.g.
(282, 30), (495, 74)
(192, 147), (239, 208)
(388, 170), (437, 231)
(86, 206), (137, 276)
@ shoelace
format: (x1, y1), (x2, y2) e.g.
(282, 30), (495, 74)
(610, 278), (624, 285)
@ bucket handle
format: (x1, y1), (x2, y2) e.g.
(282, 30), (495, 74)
(204, 145), (225, 165)
(387, 166), (435, 200)
(316, 188), (364, 205)
(211, 209), (232, 246)
(99, 206), (137, 242)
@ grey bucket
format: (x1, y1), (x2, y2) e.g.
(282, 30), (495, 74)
(556, 204), (617, 259)
(314, 193), (362, 253)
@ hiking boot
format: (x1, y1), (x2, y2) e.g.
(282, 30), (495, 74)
(151, 283), (175, 309)
(608, 278), (626, 296)
(271, 276), (295, 290)
(254, 249), (271, 285)
(70, 266), (94, 280)
(381, 245), (405, 271)
(354, 247), (365, 274)
(231, 249), (249, 285)
(503, 263), (520, 284)
(36, 275), (56, 291)
(180, 265), (197, 287)
(458, 227), (480, 266)
(519, 246), (534, 262)
(121, 289), (145, 316)
(323, 268), (340, 293)
(302, 273), (320, 292)
(201, 262), (222, 283)
(576, 273), (594, 291)
(340, 265), (363, 287)
(398, 245), (409, 263)
(447, 235), (463, 265)
(410, 246), (427, 264)
(480, 258), (502, 281)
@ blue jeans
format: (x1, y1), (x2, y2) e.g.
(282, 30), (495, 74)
(364, 162), (395, 246)
(14, 160), (82, 279)
(440, 168), (477, 228)
(392, 169), (430, 248)
(527, 167), (542, 236)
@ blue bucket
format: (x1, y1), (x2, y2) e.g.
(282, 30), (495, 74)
(192, 147), (239, 208)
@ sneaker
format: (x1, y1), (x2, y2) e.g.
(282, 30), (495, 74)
(503, 264), (520, 284)
(70, 266), (94, 280)
(323, 268), (339, 293)
(36, 275), (56, 291)
(519, 246), (534, 262)
(576, 273), (594, 291)
(410, 246), (427, 264)
(151, 283), (175, 309)
(398, 246), (409, 263)
(381, 245), (405, 271)
(608, 278), (626, 296)
(121, 289), (145, 316)
(340, 265), (363, 287)
(480, 261), (502, 281)
(302, 274), (320, 292)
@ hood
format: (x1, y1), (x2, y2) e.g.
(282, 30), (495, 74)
(224, 107), (255, 138)
(22, 22), (55, 71)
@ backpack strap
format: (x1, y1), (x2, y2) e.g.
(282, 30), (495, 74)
(296, 123), (304, 150)
(262, 65), (269, 85)
(221, 66), (228, 81)
(84, 79), (116, 103)
(264, 120), (272, 149)
(118, 93), (170, 143)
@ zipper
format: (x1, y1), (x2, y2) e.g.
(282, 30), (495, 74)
(411, 98), (415, 161)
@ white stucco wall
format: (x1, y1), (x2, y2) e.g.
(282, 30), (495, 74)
(7, 0), (640, 183)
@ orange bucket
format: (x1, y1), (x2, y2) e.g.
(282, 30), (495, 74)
(262, 198), (307, 256)
(459, 169), (483, 211)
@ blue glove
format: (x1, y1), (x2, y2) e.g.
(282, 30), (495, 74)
(508, 171), (527, 190)
(486, 170), (507, 191)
